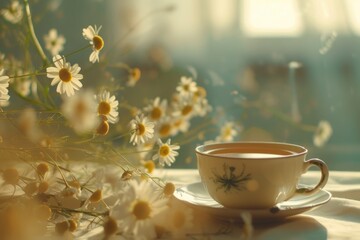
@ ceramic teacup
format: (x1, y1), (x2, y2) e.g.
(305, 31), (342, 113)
(195, 142), (329, 209)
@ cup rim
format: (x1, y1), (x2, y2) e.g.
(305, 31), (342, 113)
(195, 141), (308, 160)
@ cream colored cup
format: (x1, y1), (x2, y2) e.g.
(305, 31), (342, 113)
(196, 142), (329, 209)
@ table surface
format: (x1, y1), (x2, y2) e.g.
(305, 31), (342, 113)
(157, 169), (360, 240)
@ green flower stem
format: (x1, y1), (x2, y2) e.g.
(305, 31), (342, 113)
(50, 205), (108, 217)
(11, 86), (54, 110)
(9, 71), (57, 110)
(8, 72), (46, 79)
(23, 0), (48, 65)
(64, 44), (92, 59)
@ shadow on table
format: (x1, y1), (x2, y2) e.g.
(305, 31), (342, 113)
(254, 215), (327, 240)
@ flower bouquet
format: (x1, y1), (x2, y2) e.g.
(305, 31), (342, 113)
(0, 1), (333, 239)
(0, 1), (218, 239)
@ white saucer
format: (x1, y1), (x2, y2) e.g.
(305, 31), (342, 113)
(173, 182), (331, 221)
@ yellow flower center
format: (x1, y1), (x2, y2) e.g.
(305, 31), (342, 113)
(74, 101), (87, 118)
(68, 219), (77, 232)
(38, 181), (49, 193)
(35, 204), (52, 221)
(37, 163), (49, 177)
(159, 145), (170, 157)
(2, 168), (19, 185)
(130, 68), (141, 81)
(224, 128), (232, 137)
(121, 170), (133, 181)
(172, 211), (186, 229)
(183, 84), (190, 91)
(103, 217), (118, 236)
(132, 200), (151, 220)
(68, 180), (81, 190)
(98, 101), (111, 115)
(59, 68), (72, 82)
(137, 123), (146, 135)
(181, 105), (193, 116)
(195, 86), (207, 98)
(150, 107), (162, 120)
(163, 182), (175, 196)
(93, 35), (104, 51)
(159, 123), (171, 137)
(55, 221), (69, 235)
(24, 182), (38, 196)
(89, 189), (103, 203)
(143, 160), (156, 174)
(96, 120), (109, 136)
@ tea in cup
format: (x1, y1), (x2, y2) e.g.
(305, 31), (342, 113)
(195, 142), (329, 209)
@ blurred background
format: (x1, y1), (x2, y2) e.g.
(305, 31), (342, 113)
(1, 0), (360, 170)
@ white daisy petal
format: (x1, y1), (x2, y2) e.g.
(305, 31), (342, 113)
(95, 90), (119, 124)
(83, 25), (104, 63)
(53, 55), (64, 69)
(46, 55), (83, 96)
(51, 77), (60, 86)
(56, 81), (62, 93)
(82, 25), (95, 40)
(89, 51), (99, 63)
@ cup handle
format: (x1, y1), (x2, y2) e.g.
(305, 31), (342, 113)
(296, 158), (329, 195)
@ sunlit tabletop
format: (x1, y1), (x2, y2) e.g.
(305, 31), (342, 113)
(157, 169), (360, 240)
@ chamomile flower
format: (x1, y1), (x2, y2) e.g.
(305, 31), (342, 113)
(144, 97), (167, 121)
(46, 55), (83, 97)
(44, 28), (66, 56)
(111, 180), (168, 240)
(172, 116), (190, 134)
(194, 98), (212, 117)
(152, 138), (179, 167)
(216, 122), (238, 142)
(1, 1), (23, 24)
(313, 120), (333, 147)
(82, 25), (104, 63)
(156, 117), (175, 138)
(95, 90), (119, 124)
(129, 114), (155, 145)
(61, 90), (99, 134)
(172, 98), (195, 119)
(127, 67), (141, 87)
(176, 76), (198, 97)
(0, 69), (10, 103)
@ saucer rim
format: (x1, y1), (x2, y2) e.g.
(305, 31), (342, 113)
(173, 181), (332, 220)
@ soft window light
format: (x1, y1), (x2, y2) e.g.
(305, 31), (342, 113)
(209, 0), (236, 33)
(306, 0), (346, 32)
(241, 0), (303, 37)
(345, 0), (360, 35)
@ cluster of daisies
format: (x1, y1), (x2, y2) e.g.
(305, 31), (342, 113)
(2, 20), (207, 169)
(0, 1), (216, 237)
(0, 162), (200, 239)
